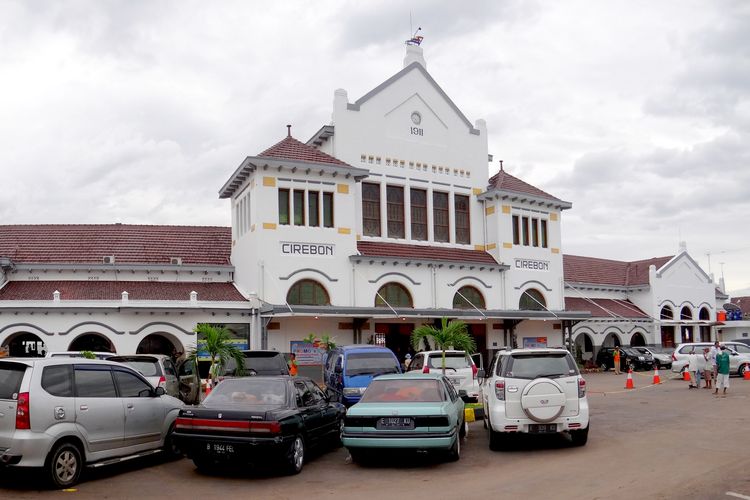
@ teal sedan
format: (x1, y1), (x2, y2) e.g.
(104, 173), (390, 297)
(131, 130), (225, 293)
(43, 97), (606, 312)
(342, 373), (466, 462)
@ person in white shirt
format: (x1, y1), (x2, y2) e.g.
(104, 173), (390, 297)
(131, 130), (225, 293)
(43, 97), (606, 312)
(709, 341), (720, 383)
(687, 349), (699, 388)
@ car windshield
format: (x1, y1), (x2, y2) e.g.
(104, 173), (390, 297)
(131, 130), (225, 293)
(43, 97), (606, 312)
(345, 352), (400, 376)
(120, 360), (160, 377)
(360, 379), (444, 403)
(204, 378), (288, 407)
(503, 353), (577, 380)
(426, 353), (471, 369)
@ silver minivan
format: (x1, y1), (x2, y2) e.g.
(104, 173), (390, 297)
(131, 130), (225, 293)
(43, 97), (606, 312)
(0, 358), (182, 488)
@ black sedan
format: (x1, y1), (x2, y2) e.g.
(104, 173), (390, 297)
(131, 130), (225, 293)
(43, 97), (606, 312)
(173, 376), (345, 475)
(596, 347), (654, 372)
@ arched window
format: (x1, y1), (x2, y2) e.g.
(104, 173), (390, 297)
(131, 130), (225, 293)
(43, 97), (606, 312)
(680, 306), (693, 320)
(286, 280), (330, 306)
(699, 307), (710, 320)
(519, 289), (546, 311)
(660, 306), (673, 320)
(375, 283), (413, 308)
(453, 286), (486, 309)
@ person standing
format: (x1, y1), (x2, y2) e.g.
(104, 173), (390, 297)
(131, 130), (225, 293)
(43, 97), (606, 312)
(715, 345), (731, 396)
(687, 349), (699, 388)
(288, 353), (299, 377)
(709, 341), (720, 383)
(613, 347), (621, 375)
(702, 347), (714, 389)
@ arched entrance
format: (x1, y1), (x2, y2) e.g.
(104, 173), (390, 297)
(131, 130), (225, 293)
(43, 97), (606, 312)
(68, 333), (115, 353)
(680, 307), (694, 343)
(630, 332), (646, 347)
(574, 333), (594, 364)
(2, 332), (47, 357)
(603, 332), (621, 348)
(136, 333), (182, 356)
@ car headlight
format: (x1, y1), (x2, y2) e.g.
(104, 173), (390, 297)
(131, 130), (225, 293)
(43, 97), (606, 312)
(343, 387), (365, 397)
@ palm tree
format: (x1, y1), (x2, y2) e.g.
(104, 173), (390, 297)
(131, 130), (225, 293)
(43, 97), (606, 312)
(188, 324), (245, 388)
(410, 318), (476, 375)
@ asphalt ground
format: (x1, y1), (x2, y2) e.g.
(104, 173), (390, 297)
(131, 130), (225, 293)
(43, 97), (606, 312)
(1, 371), (749, 500)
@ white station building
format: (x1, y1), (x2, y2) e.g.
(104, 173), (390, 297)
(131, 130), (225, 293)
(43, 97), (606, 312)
(0, 43), (732, 364)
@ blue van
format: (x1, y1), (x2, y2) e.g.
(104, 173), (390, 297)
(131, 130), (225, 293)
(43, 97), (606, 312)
(324, 345), (402, 406)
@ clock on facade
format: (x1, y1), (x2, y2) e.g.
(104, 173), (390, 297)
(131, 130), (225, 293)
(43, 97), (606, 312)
(411, 111), (422, 125)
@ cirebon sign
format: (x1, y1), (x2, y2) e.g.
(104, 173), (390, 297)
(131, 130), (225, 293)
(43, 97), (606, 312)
(514, 258), (550, 271)
(280, 242), (335, 257)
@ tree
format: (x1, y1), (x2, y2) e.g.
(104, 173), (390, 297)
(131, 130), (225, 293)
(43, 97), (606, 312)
(188, 324), (245, 387)
(410, 318), (476, 375)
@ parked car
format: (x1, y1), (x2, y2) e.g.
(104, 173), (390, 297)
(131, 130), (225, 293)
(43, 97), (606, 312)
(481, 348), (589, 449)
(324, 345), (402, 406)
(670, 345), (750, 377)
(0, 357), (182, 488)
(109, 354), (181, 400)
(633, 347), (673, 369)
(173, 376), (345, 475)
(45, 351), (115, 360)
(596, 347), (653, 371)
(406, 350), (481, 401)
(343, 373), (465, 462)
(220, 350), (290, 377)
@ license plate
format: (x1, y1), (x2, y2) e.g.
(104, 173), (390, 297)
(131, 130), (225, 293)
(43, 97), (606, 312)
(207, 442), (235, 454)
(528, 424), (557, 433)
(376, 417), (414, 430)
(448, 378), (461, 385)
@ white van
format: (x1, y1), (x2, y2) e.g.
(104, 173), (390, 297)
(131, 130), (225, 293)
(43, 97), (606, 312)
(670, 342), (750, 377)
(406, 350), (481, 401)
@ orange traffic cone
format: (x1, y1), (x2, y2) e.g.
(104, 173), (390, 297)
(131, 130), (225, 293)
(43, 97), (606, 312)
(683, 369), (691, 381)
(625, 369), (635, 389)
(652, 366), (661, 385)
(744, 368), (750, 381)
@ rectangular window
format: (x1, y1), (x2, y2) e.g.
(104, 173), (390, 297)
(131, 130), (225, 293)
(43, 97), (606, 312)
(512, 215), (520, 245)
(541, 220), (548, 248)
(308, 191), (319, 227)
(410, 188), (427, 241)
(531, 218), (539, 247)
(293, 190), (305, 226)
(454, 194), (470, 244)
(386, 185), (405, 238)
(433, 191), (449, 242)
(278, 189), (290, 225)
(362, 182), (381, 237)
(323, 192), (334, 228)
(522, 216), (529, 246)
(74, 368), (117, 398)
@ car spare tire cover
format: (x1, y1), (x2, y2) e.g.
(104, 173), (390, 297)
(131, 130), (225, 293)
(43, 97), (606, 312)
(520, 378), (566, 423)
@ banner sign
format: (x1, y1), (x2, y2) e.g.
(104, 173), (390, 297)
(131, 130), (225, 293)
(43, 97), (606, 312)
(290, 341), (326, 366)
(196, 339), (248, 361)
(523, 337), (548, 349)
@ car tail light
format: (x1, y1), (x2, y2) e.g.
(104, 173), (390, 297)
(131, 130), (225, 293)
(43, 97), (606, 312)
(672, 352), (677, 362)
(15, 392), (30, 430)
(495, 379), (505, 401)
(472, 364), (478, 379)
(175, 417), (280, 434)
(578, 378), (587, 398)
(504, 425), (518, 431)
(423, 365), (430, 374)
(248, 421), (281, 434)
(569, 423), (581, 429)
(158, 376), (166, 388)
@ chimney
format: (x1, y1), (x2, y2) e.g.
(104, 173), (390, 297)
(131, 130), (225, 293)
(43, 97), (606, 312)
(404, 44), (426, 69)
(678, 241), (687, 253)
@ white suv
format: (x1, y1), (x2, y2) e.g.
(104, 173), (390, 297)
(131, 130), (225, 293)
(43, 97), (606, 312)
(406, 350), (481, 401)
(481, 348), (589, 449)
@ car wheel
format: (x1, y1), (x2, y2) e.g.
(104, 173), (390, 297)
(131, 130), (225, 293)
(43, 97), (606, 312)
(570, 426), (589, 447)
(739, 364), (750, 377)
(162, 424), (182, 459)
(284, 435), (305, 475)
(446, 434), (460, 462)
(334, 418), (345, 448)
(46, 442), (83, 489)
(459, 419), (467, 439)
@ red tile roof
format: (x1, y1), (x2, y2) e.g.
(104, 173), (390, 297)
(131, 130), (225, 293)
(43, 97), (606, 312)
(487, 170), (563, 203)
(564, 254), (673, 286)
(731, 296), (750, 314)
(0, 225), (231, 265)
(259, 135), (352, 167)
(564, 297), (649, 318)
(356, 241), (498, 265)
(0, 281), (247, 302)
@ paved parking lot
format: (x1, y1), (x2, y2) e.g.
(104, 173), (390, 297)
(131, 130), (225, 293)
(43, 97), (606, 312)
(2, 371), (749, 500)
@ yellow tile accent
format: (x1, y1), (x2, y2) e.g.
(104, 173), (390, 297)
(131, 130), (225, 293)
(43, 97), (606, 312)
(338, 227), (351, 235)
(263, 177), (276, 187)
(356, 234), (362, 240)
(503, 242), (513, 249)
(263, 222), (277, 230)
(550, 213), (558, 221)
(485, 205), (495, 215)
(487, 243), (497, 250)
(551, 248), (560, 254)
(501, 205), (511, 214)
(474, 245), (486, 251)
(472, 188), (482, 196)
(337, 184), (349, 194)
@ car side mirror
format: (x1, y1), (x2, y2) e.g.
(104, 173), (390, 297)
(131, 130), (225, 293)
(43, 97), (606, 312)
(153, 387), (166, 397)
(458, 389), (468, 398)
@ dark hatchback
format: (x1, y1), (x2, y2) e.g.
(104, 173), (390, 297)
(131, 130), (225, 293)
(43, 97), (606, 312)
(172, 376), (345, 475)
(596, 347), (654, 371)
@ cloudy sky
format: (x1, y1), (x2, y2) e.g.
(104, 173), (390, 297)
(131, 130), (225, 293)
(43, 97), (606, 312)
(1, 0), (748, 294)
